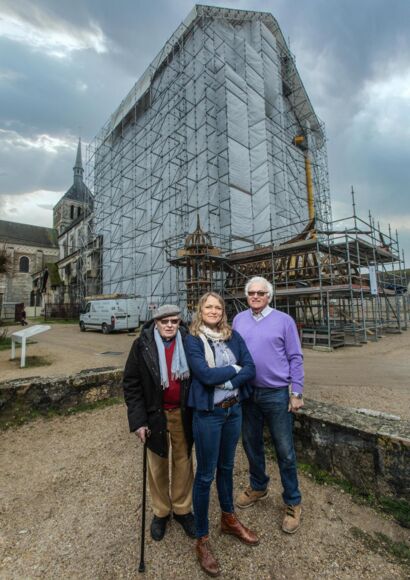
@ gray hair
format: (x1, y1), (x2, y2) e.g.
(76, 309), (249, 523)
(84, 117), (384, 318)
(245, 276), (274, 301)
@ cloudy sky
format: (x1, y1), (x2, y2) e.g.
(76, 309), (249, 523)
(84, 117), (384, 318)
(1, 0), (409, 259)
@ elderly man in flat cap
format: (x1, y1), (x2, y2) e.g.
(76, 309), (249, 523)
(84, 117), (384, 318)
(123, 304), (195, 541)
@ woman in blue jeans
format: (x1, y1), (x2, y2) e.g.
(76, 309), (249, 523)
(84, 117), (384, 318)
(185, 292), (259, 577)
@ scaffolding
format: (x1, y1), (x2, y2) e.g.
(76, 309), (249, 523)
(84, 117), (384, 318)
(169, 189), (408, 347)
(85, 4), (331, 319)
(82, 4), (407, 342)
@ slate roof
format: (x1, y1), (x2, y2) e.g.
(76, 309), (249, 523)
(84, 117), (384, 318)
(55, 139), (94, 208)
(0, 220), (58, 248)
(61, 182), (94, 206)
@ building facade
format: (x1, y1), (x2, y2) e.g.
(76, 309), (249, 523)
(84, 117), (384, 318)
(0, 220), (59, 318)
(32, 139), (99, 317)
(89, 5), (331, 319)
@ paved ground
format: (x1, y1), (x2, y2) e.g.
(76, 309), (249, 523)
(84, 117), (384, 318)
(1, 404), (409, 579)
(1, 322), (409, 419)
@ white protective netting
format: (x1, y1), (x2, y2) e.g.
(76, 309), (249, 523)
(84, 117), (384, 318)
(88, 7), (329, 318)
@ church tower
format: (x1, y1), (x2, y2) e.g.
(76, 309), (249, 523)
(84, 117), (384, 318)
(53, 139), (93, 235)
(73, 138), (84, 188)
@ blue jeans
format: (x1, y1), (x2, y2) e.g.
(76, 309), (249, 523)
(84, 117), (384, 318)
(242, 387), (301, 506)
(192, 403), (242, 538)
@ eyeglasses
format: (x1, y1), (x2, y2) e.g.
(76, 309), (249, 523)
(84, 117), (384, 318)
(157, 318), (180, 326)
(247, 291), (268, 297)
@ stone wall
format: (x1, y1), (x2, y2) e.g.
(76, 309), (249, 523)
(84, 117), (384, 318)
(0, 368), (123, 424)
(1, 370), (409, 501)
(293, 400), (410, 501)
(3, 243), (59, 306)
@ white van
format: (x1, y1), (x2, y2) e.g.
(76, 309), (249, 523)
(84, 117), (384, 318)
(79, 298), (140, 334)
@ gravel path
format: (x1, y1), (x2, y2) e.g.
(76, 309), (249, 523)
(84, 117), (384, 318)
(1, 404), (409, 579)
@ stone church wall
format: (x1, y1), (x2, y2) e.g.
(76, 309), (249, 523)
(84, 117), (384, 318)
(3, 243), (59, 306)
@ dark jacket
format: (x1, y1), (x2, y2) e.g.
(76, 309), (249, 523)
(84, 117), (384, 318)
(185, 330), (255, 411)
(123, 320), (193, 458)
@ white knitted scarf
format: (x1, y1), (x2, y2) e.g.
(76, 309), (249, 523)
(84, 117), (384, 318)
(153, 327), (190, 390)
(198, 325), (225, 368)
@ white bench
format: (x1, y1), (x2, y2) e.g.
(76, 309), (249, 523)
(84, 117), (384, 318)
(11, 325), (51, 368)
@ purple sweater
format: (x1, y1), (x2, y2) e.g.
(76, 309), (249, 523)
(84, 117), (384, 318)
(232, 309), (304, 394)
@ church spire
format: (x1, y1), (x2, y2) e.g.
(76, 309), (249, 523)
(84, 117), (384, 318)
(73, 138), (84, 187)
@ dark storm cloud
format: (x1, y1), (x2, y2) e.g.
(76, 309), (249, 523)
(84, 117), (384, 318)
(0, 0), (192, 208)
(11, 0), (189, 76)
(268, 0), (410, 252)
(0, 37), (133, 136)
(276, 0), (410, 82)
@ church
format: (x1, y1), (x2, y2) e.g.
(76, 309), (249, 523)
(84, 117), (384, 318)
(0, 220), (58, 319)
(0, 140), (98, 320)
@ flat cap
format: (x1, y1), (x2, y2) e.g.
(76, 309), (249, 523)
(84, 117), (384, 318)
(153, 304), (181, 320)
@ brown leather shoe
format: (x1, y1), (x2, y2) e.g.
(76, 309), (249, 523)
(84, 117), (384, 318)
(195, 535), (221, 577)
(221, 512), (259, 545)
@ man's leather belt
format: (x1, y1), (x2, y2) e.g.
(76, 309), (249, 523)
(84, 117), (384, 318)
(215, 395), (239, 409)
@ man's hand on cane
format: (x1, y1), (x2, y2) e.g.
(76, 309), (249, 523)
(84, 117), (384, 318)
(136, 426), (150, 443)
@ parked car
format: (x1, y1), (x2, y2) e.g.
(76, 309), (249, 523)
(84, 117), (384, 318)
(79, 298), (140, 334)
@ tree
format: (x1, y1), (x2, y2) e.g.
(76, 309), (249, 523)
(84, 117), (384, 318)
(0, 244), (11, 274)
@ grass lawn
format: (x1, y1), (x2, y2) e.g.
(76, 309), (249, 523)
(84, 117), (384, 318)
(8, 355), (52, 368)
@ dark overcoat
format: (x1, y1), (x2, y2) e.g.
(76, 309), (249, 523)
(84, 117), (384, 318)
(122, 320), (193, 458)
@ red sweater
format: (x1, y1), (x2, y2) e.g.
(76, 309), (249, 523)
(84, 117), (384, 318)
(163, 340), (181, 410)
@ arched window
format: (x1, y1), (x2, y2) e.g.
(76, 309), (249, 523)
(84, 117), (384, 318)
(19, 256), (29, 272)
(77, 206), (82, 217)
(70, 205), (74, 219)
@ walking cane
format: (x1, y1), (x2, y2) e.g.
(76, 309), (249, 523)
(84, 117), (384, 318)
(138, 439), (148, 573)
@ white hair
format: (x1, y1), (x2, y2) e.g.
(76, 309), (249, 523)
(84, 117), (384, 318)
(245, 276), (274, 301)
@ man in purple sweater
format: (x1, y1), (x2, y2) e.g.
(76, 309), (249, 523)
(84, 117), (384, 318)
(232, 276), (304, 534)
